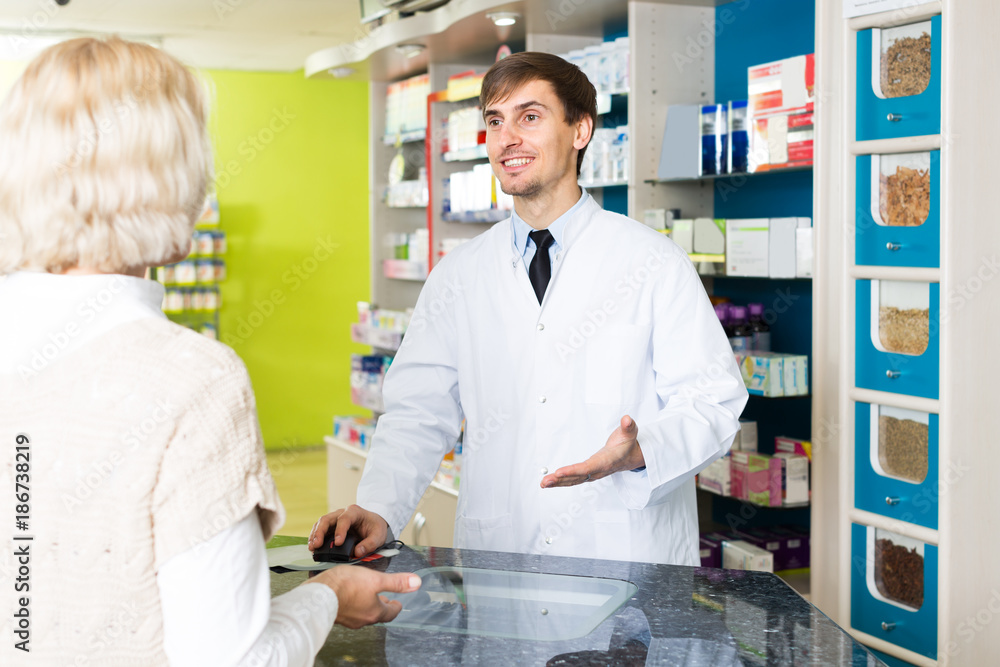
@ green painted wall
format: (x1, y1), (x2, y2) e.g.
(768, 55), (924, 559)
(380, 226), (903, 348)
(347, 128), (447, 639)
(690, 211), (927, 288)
(204, 69), (370, 450)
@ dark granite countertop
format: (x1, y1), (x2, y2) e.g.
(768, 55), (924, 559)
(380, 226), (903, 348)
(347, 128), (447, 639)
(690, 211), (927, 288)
(269, 540), (883, 666)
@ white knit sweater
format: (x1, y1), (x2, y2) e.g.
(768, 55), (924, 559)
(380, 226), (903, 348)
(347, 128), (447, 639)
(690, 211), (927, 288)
(0, 302), (284, 663)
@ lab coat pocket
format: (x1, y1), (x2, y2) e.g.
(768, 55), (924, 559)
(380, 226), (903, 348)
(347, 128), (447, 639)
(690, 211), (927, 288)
(584, 324), (651, 406)
(594, 510), (631, 561)
(455, 513), (513, 552)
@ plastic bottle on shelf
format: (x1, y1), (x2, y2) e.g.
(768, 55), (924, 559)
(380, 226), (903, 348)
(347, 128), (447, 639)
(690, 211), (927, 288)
(597, 41), (616, 94)
(582, 44), (602, 87)
(748, 302), (771, 351)
(729, 305), (752, 352)
(614, 36), (630, 93)
(579, 146), (594, 185)
(612, 126), (629, 183)
(595, 129), (614, 184)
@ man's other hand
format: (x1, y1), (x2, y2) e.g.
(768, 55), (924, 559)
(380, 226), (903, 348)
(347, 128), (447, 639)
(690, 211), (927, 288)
(308, 505), (389, 559)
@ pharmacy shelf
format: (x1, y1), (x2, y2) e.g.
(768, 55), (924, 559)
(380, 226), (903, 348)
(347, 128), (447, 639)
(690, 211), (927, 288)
(323, 435), (459, 499)
(704, 275), (813, 281)
(382, 129), (426, 145)
(382, 259), (427, 281)
(745, 393), (811, 400)
(350, 323), (403, 352)
(698, 485), (810, 510)
(442, 144), (488, 162)
(583, 179), (629, 189)
(597, 90), (630, 117)
(441, 209), (509, 224)
(646, 165), (812, 185)
(350, 388), (384, 413)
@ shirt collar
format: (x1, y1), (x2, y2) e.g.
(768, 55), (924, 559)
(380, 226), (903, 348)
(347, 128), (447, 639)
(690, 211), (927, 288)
(0, 271), (165, 309)
(510, 187), (589, 255)
(0, 272), (166, 376)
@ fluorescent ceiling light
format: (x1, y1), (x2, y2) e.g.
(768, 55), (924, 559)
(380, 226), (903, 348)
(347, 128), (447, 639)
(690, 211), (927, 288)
(486, 12), (519, 27)
(395, 43), (425, 58)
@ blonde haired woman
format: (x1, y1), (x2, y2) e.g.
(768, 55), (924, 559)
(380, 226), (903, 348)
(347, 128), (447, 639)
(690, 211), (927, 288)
(0, 37), (417, 665)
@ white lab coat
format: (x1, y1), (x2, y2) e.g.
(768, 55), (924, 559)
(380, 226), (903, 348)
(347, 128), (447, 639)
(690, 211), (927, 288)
(358, 195), (748, 566)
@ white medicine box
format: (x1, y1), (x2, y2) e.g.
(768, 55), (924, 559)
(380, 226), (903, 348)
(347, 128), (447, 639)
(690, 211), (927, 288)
(723, 540), (774, 573)
(795, 227), (814, 278)
(672, 219), (694, 253)
(726, 219), (769, 277)
(693, 218), (726, 255)
(768, 217), (811, 278)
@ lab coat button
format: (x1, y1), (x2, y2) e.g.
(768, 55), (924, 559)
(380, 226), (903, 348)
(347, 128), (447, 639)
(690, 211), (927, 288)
(539, 396), (547, 403)
(541, 467), (548, 475)
(537, 323), (545, 331)
(545, 537), (553, 545)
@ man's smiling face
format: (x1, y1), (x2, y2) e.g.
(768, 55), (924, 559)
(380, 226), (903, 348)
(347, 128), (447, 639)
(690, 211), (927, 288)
(483, 78), (590, 201)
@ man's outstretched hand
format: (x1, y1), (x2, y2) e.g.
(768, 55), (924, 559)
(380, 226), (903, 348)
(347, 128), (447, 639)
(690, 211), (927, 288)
(540, 415), (644, 488)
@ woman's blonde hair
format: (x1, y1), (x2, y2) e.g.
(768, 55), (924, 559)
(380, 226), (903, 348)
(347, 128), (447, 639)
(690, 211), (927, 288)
(0, 36), (212, 274)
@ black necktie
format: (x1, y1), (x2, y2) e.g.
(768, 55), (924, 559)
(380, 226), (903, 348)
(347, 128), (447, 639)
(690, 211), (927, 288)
(528, 229), (555, 304)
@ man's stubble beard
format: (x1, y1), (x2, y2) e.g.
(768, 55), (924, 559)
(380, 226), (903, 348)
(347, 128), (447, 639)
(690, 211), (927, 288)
(500, 176), (543, 200)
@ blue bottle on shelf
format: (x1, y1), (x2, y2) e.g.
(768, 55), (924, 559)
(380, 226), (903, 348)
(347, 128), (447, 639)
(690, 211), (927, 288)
(728, 100), (749, 174)
(700, 104), (727, 176)
(748, 302), (770, 351)
(729, 305), (752, 352)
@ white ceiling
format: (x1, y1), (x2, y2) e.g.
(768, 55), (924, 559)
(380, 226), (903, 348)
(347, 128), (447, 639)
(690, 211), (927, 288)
(0, 0), (366, 71)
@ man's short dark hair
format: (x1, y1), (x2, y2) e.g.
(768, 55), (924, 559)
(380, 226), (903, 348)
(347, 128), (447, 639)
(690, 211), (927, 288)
(480, 51), (597, 177)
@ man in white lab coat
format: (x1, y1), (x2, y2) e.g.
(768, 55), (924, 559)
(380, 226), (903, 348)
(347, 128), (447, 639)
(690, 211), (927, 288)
(311, 52), (748, 566)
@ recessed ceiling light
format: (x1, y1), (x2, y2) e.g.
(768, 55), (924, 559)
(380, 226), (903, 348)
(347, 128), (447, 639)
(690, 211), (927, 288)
(395, 43), (426, 59)
(486, 12), (519, 27)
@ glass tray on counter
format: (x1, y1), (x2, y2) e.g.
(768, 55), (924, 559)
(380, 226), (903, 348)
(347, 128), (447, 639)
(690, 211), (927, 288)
(382, 566), (637, 641)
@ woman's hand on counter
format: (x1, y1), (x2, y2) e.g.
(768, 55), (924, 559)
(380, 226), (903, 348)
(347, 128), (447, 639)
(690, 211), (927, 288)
(307, 566), (421, 629)
(309, 504), (389, 559)
(541, 415), (645, 488)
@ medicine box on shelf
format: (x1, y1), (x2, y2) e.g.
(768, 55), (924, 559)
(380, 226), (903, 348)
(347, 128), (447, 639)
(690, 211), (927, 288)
(672, 219), (694, 253)
(736, 352), (809, 397)
(746, 54), (815, 172)
(775, 436), (811, 460)
(731, 451), (781, 507)
(722, 539), (774, 573)
(855, 151), (940, 268)
(747, 109), (814, 172)
(795, 227), (813, 278)
(748, 54), (815, 118)
(856, 16), (941, 141)
(697, 453), (732, 496)
(851, 523), (938, 660)
(725, 219), (769, 277)
(854, 401), (938, 530)
(734, 419), (758, 452)
(693, 218), (726, 254)
(769, 218), (811, 278)
(855, 279), (939, 399)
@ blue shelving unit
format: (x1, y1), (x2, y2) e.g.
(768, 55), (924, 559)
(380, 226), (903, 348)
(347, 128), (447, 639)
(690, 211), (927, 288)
(710, 0), (815, 482)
